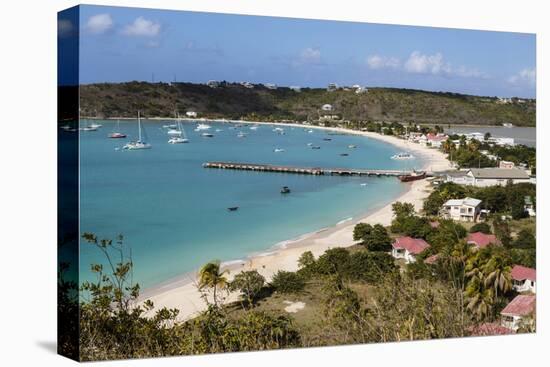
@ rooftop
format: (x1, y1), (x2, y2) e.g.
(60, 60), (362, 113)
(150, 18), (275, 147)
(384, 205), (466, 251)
(469, 322), (515, 336)
(511, 265), (536, 282)
(468, 168), (530, 179)
(501, 295), (536, 316)
(392, 236), (430, 255)
(466, 232), (501, 248)
(444, 197), (482, 207)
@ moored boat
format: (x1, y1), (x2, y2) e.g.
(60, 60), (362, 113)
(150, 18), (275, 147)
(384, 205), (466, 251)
(398, 171), (426, 182)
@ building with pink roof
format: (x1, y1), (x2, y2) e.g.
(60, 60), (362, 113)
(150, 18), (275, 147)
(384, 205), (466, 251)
(466, 232), (501, 249)
(511, 265), (536, 293)
(391, 236), (430, 264)
(501, 295), (536, 331)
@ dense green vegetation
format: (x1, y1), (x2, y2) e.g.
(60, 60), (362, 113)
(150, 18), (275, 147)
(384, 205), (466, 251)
(423, 182), (536, 220)
(78, 82), (536, 126)
(60, 211), (535, 361)
(441, 134), (536, 169)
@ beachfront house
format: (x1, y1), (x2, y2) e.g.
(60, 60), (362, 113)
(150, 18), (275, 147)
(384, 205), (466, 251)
(445, 168), (531, 187)
(500, 295), (536, 331)
(440, 197), (482, 222)
(466, 232), (501, 249)
(422, 133), (448, 148)
(391, 236), (430, 264)
(511, 265), (536, 293)
(186, 111), (197, 118)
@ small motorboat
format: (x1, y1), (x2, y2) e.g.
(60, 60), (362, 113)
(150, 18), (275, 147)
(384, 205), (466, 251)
(273, 148), (285, 153)
(280, 186), (291, 194)
(392, 152), (414, 160)
(340, 153), (349, 156)
(348, 144), (357, 149)
(237, 132), (247, 138)
(201, 132), (214, 137)
(311, 146), (321, 150)
(109, 132), (127, 138)
(323, 138), (332, 141)
(227, 206), (239, 211)
(307, 129), (314, 133)
(249, 126), (259, 130)
(80, 126), (98, 131)
(307, 143), (313, 146)
(168, 136), (189, 144)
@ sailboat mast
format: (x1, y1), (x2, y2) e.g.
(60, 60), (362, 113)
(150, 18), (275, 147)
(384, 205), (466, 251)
(138, 111), (142, 142)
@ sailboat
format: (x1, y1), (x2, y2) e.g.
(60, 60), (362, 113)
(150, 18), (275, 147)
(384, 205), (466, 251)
(123, 111), (152, 150)
(108, 120), (127, 138)
(168, 120), (189, 144)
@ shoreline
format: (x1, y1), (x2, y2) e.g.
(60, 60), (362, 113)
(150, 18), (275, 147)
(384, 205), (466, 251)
(138, 121), (452, 321)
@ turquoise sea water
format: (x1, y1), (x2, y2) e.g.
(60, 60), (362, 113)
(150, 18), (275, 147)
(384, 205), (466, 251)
(78, 120), (425, 288)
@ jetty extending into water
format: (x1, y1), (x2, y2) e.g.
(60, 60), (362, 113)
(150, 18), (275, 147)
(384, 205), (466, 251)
(203, 161), (420, 177)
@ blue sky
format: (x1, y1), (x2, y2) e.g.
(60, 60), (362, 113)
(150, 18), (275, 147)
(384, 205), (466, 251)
(74, 5), (536, 98)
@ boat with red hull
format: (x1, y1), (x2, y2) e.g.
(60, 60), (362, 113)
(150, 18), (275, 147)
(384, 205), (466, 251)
(398, 171), (426, 182)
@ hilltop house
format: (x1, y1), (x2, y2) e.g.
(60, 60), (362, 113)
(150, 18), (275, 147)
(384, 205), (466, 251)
(391, 236), (430, 264)
(500, 295), (536, 331)
(327, 83), (338, 92)
(445, 168), (531, 187)
(206, 80), (220, 88)
(440, 197), (482, 222)
(511, 265), (536, 293)
(289, 86), (301, 92)
(466, 232), (501, 249)
(321, 104), (333, 111)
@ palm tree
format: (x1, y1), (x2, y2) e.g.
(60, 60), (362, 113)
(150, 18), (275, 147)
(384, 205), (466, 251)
(483, 257), (512, 299)
(198, 260), (228, 307)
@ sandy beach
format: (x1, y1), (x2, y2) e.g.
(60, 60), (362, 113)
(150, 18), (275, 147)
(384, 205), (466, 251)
(139, 122), (452, 321)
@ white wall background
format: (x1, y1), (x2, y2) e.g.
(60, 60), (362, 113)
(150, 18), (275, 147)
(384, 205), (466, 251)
(0, 0), (547, 366)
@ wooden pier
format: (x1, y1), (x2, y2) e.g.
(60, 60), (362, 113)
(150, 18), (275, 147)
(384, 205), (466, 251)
(203, 161), (415, 177)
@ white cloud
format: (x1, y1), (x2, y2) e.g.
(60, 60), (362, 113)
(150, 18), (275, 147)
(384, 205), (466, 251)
(85, 13), (113, 34)
(299, 47), (321, 64)
(367, 55), (400, 70)
(404, 51), (451, 75)
(122, 17), (161, 37)
(508, 68), (536, 87)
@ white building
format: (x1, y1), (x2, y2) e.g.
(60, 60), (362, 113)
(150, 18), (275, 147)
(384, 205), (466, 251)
(511, 265), (536, 293)
(500, 295), (536, 331)
(289, 86), (301, 92)
(499, 160), (516, 169)
(327, 83), (339, 92)
(446, 168), (531, 187)
(321, 104), (333, 111)
(207, 80), (220, 88)
(186, 111), (197, 118)
(524, 196), (536, 216)
(391, 237), (430, 264)
(264, 83), (277, 90)
(440, 197), (482, 222)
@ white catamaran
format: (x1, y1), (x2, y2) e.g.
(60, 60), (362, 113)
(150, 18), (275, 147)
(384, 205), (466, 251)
(123, 112), (152, 150)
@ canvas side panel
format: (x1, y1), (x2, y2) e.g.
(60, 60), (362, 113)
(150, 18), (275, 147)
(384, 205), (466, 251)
(57, 5), (80, 362)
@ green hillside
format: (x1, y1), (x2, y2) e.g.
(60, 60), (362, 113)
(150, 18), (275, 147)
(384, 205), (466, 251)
(78, 82), (535, 126)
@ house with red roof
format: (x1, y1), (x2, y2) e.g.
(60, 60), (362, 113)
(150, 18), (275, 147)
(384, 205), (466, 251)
(500, 295), (536, 331)
(391, 236), (430, 264)
(466, 232), (501, 249)
(511, 265), (536, 293)
(469, 322), (515, 336)
(424, 254), (440, 265)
